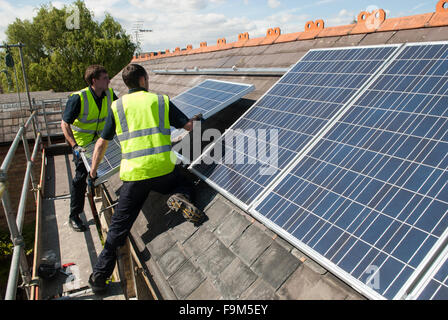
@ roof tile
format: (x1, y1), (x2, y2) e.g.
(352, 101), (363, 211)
(428, 1), (448, 27)
(350, 9), (386, 34)
(274, 31), (303, 44)
(317, 23), (356, 38)
(259, 27), (281, 45)
(298, 19), (325, 40)
(233, 32), (250, 48)
(377, 13), (434, 32)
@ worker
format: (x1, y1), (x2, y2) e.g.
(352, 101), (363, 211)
(87, 63), (204, 293)
(61, 65), (118, 232)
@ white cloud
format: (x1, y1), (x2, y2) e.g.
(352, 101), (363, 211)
(268, 0), (281, 9)
(0, 0), (36, 43)
(326, 9), (356, 26)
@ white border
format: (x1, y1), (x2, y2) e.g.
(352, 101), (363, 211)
(403, 228), (448, 300)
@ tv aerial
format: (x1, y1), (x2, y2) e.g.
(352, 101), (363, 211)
(132, 21), (152, 55)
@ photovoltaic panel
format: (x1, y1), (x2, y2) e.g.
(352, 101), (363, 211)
(190, 45), (401, 209)
(253, 42), (448, 300)
(170, 79), (255, 120)
(81, 136), (122, 186)
(171, 79), (254, 163)
(414, 254), (448, 300)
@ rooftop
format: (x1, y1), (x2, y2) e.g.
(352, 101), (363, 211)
(103, 1), (448, 300)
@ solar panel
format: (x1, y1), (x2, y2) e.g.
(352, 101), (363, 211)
(171, 79), (255, 120)
(190, 45), (402, 210)
(171, 79), (255, 163)
(252, 42), (448, 300)
(81, 136), (122, 186)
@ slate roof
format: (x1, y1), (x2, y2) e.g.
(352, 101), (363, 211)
(105, 1), (448, 300)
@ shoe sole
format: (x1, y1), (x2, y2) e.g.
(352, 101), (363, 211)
(69, 224), (87, 232)
(167, 196), (203, 223)
(89, 283), (107, 295)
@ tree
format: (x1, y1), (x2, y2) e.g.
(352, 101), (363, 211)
(0, 0), (136, 93)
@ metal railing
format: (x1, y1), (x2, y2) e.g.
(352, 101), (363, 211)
(0, 43), (43, 300)
(0, 111), (41, 300)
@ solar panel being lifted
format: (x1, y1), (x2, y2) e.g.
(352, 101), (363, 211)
(252, 42), (448, 300)
(170, 79), (254, 162)
(81, 136), (121, 186)
(171, 79), (254, 120)
(190, 45), (402, 210)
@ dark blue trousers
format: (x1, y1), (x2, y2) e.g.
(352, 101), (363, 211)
(70, 153), (88, 218)
(93, 166), (192, 278)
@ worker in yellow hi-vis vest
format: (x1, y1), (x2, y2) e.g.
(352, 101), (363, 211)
(87, 64), (204, 294)
(61, 65), (118, 232)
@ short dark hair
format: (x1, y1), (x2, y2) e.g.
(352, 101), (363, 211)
(84, 65), (107, 86)
(122, 64), (147, 89)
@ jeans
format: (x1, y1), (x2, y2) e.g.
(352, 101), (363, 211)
(93, 166), (192, 278)
(70, 152), (88, 218)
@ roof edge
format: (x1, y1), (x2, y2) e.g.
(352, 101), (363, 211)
(132, 0), (448, 62)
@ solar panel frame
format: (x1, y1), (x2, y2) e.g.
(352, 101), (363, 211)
(248, 41), (448, 300)
(170, 79), (255, 120)
(406, 239), (448, 300)
(189, 44), (404, 212)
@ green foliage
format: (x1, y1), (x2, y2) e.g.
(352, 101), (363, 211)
(0, 224), (35, 257)
(1, 0), (136, 93)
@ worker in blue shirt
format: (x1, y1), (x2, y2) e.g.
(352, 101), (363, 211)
(61, 65), (118, 232)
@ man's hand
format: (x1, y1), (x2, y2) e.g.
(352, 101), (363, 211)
(192, 113), (203, 121)
(183, 113), (203, 132)
(72, 144), (86, 159)
(88, 172), (98, 188)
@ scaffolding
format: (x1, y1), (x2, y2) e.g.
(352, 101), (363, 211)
(0, 43), (41, 300)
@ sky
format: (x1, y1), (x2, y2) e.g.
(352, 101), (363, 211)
(0, 0), (439, 53)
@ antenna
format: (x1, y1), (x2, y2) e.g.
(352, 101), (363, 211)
(132, 21), (152, 56)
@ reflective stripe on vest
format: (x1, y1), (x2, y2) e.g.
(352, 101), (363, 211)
(113, 92), (175, 181)
(77, 89), (111, 124)
(71, 88), (112, 146)
(116, 95), (171, 153)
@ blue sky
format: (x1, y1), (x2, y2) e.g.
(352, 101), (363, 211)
(0, 0), (439, 53)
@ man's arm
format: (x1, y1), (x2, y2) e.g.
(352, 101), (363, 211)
(61, 120), (77, 148)
(62, 94), (81, 148)
(90, 138), (109, 178)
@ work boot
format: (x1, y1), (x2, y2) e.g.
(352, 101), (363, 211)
(88, 273), (107, 294)
(69, 215), (87, 232)
(167, 193), (205, 225)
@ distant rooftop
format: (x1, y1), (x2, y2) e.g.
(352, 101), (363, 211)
(0, 90), (70, 108)
(131, 0), (448, 62)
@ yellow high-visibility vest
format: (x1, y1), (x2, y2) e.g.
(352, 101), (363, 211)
(112, 91), (176, 182)
(71, 87), (113, 147)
